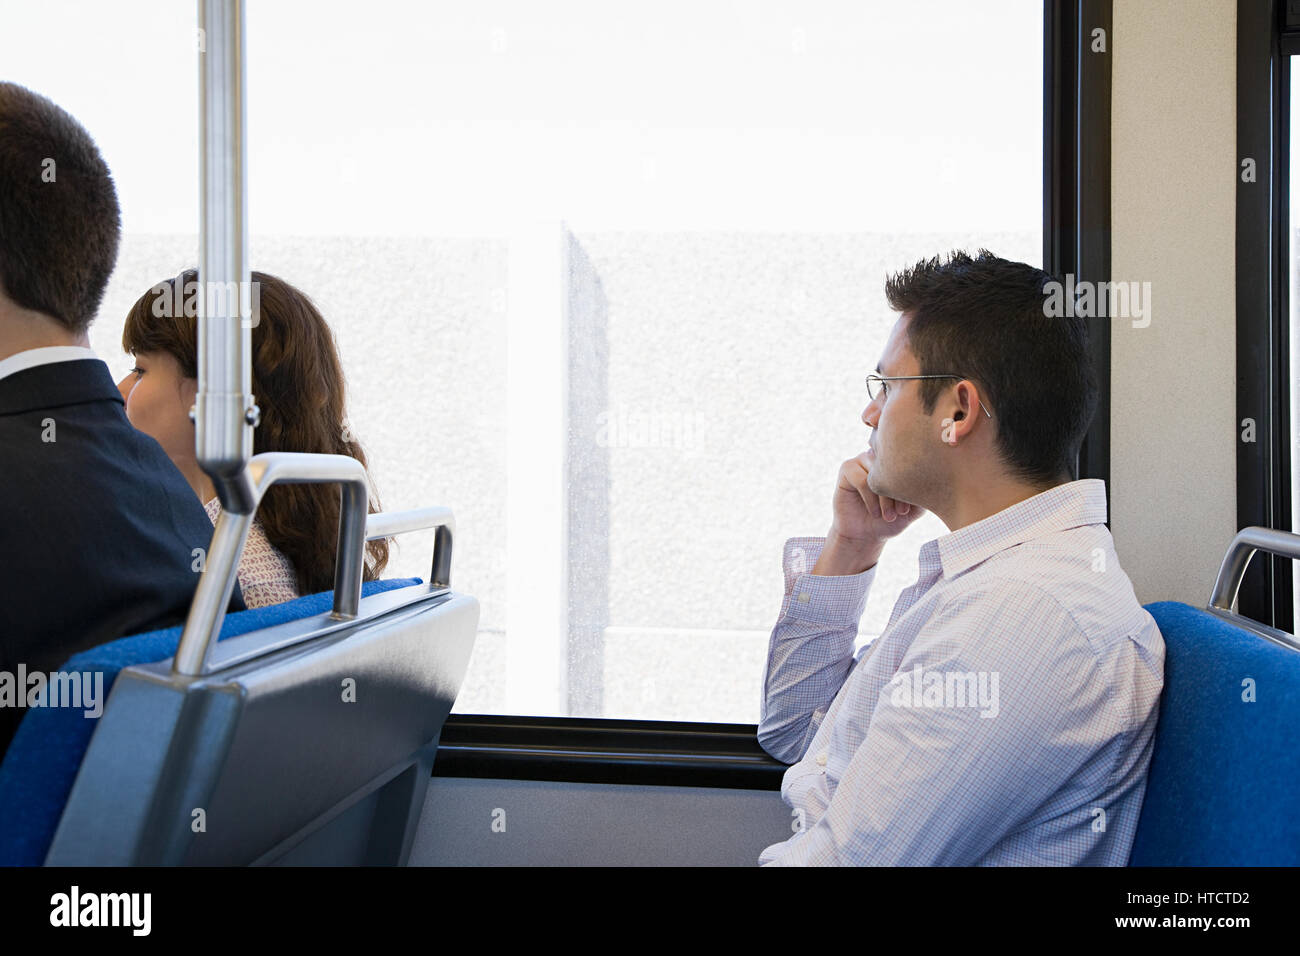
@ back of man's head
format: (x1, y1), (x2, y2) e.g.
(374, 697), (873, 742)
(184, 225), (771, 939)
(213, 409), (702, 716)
(885, 249), (1099, 486)
(0, 82), (120, 335)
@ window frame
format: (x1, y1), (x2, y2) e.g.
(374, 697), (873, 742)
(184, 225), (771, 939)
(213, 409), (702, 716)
(1236, 0), (1295, 633)
(436, 0), (1110, 785)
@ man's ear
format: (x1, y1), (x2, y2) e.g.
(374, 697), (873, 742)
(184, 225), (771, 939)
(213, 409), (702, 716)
(940, 417), (958, 445)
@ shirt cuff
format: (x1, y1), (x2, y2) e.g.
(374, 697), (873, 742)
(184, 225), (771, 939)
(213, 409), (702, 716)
(780, 536), (875, 627)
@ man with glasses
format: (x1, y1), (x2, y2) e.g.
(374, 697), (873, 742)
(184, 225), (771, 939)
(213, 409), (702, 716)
(757, 249), (1164, 866)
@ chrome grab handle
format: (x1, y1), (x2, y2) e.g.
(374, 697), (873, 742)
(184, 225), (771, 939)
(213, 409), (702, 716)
(1208, 526), (1300, 611)
(175, 452), (369, 676)
(365, 506), (455, 590)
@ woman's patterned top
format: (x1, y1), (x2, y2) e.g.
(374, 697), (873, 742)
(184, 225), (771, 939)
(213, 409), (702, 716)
(203, 497), (301, 609)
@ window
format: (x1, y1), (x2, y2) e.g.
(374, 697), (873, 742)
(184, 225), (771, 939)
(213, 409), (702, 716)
(1289, 51), (1300, 623)
(4, 0), (1043, 721)
(1243, 10), (1298, 633)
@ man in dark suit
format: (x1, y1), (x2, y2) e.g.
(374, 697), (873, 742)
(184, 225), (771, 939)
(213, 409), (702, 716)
(0, 82), (242, 758)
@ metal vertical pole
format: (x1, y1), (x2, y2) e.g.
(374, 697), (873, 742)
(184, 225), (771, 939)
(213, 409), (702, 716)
(196, 0), (256, 513)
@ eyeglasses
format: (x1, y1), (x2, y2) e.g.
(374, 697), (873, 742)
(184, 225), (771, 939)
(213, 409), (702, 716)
(865, 374), (993, 419)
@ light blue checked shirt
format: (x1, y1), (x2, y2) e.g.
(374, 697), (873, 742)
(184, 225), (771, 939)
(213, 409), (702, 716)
(758, 479), (1164, 866)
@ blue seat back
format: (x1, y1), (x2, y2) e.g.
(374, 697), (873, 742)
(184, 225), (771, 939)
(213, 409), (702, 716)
(0, 578), (421, 866)
(1131, 601), (1300, 865)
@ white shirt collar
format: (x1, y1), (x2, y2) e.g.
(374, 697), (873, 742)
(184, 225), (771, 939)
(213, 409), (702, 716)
(0, 346), (103, 385)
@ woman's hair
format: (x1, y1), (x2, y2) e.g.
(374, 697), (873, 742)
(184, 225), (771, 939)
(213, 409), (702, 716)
(123, 268), (390, 593)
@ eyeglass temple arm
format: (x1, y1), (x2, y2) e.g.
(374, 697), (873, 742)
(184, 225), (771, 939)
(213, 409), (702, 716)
(865, 375), (993, 418)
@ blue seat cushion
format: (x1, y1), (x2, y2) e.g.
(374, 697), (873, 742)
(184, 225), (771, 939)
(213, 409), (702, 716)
(1131, 601), (1300, 865)
(0, 578), (421, 866)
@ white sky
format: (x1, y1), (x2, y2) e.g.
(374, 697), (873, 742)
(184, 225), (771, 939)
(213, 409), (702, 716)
(0, 0), (1041, 236)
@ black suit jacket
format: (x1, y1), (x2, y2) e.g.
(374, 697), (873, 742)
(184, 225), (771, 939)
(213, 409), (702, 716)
(0, 358), (244, 757)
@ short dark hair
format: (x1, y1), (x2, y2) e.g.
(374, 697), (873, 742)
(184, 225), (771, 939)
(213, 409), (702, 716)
(884, 249), (1098, 485)
(0, 82), (120, 334)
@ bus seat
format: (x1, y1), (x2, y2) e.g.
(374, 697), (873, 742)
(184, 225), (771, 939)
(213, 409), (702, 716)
(1130, 600), (1300, 865)
(0, 576), (478, 866)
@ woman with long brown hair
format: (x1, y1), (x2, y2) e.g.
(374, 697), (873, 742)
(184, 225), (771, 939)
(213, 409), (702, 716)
(117, 269), (388, 607)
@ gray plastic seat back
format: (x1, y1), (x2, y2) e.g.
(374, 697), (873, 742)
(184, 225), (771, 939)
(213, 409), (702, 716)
(46, 584), (478, 865)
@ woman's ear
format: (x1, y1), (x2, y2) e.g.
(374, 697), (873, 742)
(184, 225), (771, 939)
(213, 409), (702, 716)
(179, 377), (199, 423)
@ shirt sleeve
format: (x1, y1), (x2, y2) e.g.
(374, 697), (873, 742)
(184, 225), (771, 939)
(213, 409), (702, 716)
(762, 580), (1107, 865)
(757, 536), (877, 764)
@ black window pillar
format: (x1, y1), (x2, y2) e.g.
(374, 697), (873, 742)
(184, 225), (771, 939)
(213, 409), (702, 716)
(1045, 0), (1112, 508)
(1238, 0), (1294, 630)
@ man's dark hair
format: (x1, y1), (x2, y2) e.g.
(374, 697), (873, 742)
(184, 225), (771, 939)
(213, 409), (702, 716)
(884, 249), (1098, 486)
(0, 82), (120, 334)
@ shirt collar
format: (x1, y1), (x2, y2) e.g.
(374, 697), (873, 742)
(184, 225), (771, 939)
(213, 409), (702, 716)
(916, 479), (1109, 581)
(0, 346), (101, 385)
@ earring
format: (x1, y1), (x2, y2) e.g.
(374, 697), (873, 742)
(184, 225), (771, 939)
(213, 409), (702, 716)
(941, 417), (957, 444)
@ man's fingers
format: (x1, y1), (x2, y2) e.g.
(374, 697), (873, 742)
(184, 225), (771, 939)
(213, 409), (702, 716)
(845, 456), (892, 520)
(863, 489), (880, 520)
(854, 479), (880, 520)
(842, 454), (917, 524)
(840, 459), (875, 519)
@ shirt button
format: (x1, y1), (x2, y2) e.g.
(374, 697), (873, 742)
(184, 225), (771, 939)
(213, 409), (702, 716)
(815, 750), (828, 767)
(797, 592), (811, 603)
